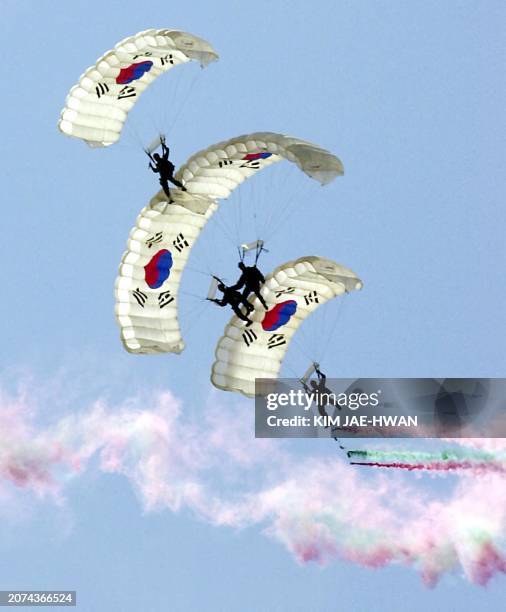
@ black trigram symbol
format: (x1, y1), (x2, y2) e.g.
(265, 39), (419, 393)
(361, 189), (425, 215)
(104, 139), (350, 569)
(267, 334), (286, 349)
(172, 233), (189, 253)
(240, 159), (261, 169)
(133, 287), (148, 308)
(145, 232), (163, 249)
(242, 329), (258, 347)
(160, 54), (174, 66)
(304, 291), (319, 306)
(218, 160), (233, 168)
(158, 290), (174, 309)
(132, 51), (153, 59)
(117, 85), (136, 100)
(275, 287), (295, 298)
(95, 82), (110, 98)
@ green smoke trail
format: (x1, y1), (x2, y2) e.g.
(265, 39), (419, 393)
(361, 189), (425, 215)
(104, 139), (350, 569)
(347, 448), (506, 464)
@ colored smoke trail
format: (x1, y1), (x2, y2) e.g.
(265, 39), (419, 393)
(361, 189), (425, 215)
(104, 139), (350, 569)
(350, 460), (506, 474)
(348, 448), (506, 465)
(1, 375), (506, 587)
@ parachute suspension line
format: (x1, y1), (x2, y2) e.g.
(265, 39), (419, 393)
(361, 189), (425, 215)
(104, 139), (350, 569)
(272, 175), (306, 235)
(236, 179), (244, 246)
(249, 168), (262, 240)
(316, 293), (330, 360)
(250, 159), (267, 237)
(257, 163), (297, 241)
(238, 186), (247, 245)
(185, 213), (235, 294)
(206, 207), (239, 248)
(318, 294), (347, 364)
(200, 204), (234, 248)
(144, 76), (163, 141)
(306, 287), (342, 362)
(178, 67), (204, 127)
(262, 193), (298, 243)
(185, 264), (215, 277)
(129, 66), (163, 145)
(262, 172), (312, 243)
(193, 244), (224, 279)
(185, 253), (212, 279)
(162, 62), (182, 133)
(165, 70), (201, 138)
(283, 166), (312, 228)
(214, 199), (240, 245)
(181, 297), (208, 325)
(293, 316), (320, 365)
(288, 290), (323, 362)
(256, 161), (284, 238)
(259, 162), (274, 237)
(281, 350), (304, 380)
(222, 208), (243, 247)
(242, 168), (260, 244)
(177, 293), (210, 341)
(123, 119), (145, 151)
(192, 211), (241, 286)
(283, 360), (300, 379)
(288, 332), (318, 366)
(250, 184), (260, 246)
(316, 298), (332, 360)
(180, 290), (208, 302)
(240, 172), (257, 243)
(158, 62), (183, 136)
(300, 280), (343, 362)
(228, 174), (244, 247)
(304, 288), (327, 361)
(149, 115), (162, 145)
(184, 231), (218, 275)
(230, 189), (241, 247)
(180, 299), (210, 338)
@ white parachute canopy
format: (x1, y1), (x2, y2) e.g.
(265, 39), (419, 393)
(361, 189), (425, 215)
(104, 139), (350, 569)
(58, 29), (218, 147)
(211, 256), (363, 397)
(175, 131), (344, 193)
(115, 133), (344, 355)
(115, 191), (217, 355)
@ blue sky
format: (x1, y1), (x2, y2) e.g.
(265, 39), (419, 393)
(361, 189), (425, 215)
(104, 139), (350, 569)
(0, 1), (505, 610)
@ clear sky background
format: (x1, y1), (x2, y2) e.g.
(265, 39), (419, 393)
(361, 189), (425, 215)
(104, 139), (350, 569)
(0, 1), (504, 610)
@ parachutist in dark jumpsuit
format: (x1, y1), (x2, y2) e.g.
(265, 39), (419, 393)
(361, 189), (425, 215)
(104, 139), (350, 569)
(147, 138), (186, 201)
(209, 283), (255, 326)
(232, 262), (268, 310)
(302, 368), (336, 424)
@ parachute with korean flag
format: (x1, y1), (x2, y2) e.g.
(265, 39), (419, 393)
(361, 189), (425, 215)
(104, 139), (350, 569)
(58, 28), (218, 147)
(115, 133), (345, 354)
(211, 256), (363, 397)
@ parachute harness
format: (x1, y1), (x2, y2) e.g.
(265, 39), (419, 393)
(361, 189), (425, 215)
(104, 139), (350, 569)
(238, 239), (268, 264)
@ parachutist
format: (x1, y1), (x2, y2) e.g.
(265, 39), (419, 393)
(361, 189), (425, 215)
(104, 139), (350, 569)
(231, 262), (268, 310)
(147, 140), (187, 201)
(210, 282), (254, 325)
(302, 368), (337, 424)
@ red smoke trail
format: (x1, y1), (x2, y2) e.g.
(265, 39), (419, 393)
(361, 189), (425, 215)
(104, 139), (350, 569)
(350, 460), (506, 474)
